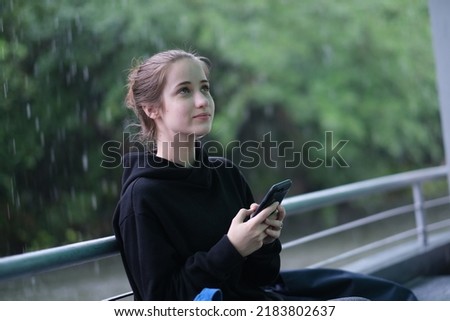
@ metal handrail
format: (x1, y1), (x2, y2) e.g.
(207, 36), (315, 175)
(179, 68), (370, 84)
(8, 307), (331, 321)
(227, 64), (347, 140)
(0, 165), (448, 289)
(307, 228), (419, 268)
(282, 203), (416, 249)
(282, 166), (448, 214)
(0, 236), (118, 281)
(307, 216), (450, 270)
(282, 195), (450, 250)
(280, 166), (450, 271)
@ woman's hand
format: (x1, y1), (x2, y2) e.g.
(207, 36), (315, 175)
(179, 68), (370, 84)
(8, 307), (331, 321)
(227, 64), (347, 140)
(227, 202), (282, 257)
(262, 204), (286, 244)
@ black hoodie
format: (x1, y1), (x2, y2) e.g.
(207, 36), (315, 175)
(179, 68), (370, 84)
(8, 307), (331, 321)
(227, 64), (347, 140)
(113, 147), (282, 300)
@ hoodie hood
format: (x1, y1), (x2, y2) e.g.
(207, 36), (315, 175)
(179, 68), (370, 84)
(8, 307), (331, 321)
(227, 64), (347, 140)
(120, 146), (214, 194)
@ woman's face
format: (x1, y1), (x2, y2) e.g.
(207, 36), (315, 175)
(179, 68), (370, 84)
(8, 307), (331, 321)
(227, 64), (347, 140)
(153, 58), (215, 143)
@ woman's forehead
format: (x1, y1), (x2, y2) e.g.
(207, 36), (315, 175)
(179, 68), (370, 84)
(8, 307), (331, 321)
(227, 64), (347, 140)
(165, 58), (208, 85)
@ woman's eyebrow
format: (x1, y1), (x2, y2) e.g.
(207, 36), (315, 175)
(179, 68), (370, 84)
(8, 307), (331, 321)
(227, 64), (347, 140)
(175, 81), (191, 87)
(175, 79), (209, 87)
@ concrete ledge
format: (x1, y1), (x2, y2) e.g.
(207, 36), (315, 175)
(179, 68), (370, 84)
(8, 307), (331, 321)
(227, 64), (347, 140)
(368, 240), (450, 284)
(334, 229), (450, 285)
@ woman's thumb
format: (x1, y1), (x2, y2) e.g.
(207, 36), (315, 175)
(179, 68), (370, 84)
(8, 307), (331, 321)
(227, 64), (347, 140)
(234, 208), (253, 223)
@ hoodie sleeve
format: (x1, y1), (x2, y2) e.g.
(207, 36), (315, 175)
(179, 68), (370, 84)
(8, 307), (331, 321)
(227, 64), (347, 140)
(116, 180), (247, 301)
(228, 162), (282, 287)
(243, 240), (282, 286)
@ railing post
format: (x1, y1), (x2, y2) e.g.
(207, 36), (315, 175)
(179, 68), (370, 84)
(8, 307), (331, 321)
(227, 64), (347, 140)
(412, 182), (428, 247)
(428, 0), (450, 197)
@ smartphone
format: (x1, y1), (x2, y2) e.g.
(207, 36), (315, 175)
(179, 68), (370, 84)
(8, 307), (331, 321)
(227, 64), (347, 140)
(251, 179), (292, 218)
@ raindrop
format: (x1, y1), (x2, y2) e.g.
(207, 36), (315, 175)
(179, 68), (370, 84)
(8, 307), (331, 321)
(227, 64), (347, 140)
(3, 80), (8, 98)
(106, 108), (112, 121)
(40, 132), (45, 147)
(82, 152), (88, 172)
(26, 103), (31, 119)
(83, 66), (89, 81)
(51, 39), (56, 54)
(33, 62), (39, 77)
(24, 75), (29, 90)
(70, 62), (77, 77)
(35, 117), (40, 131)
(111, 182), (118, 195)
(91, 194), (97, 210)
(75, 14), (83, 33)
(66, 72), (71, 85)
(12, 138), (16, 155)
(10, 177), (15, 205)
(0, 18), (3, 32)
(16, 192), (21, 209)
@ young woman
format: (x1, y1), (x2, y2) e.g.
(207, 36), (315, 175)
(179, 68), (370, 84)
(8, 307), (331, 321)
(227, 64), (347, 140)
(113, 49), (417, 301)
(113, 50), (286, 300)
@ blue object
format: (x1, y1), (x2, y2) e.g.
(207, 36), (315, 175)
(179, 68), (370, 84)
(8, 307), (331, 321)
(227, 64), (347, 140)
(194, 288), (223, 301)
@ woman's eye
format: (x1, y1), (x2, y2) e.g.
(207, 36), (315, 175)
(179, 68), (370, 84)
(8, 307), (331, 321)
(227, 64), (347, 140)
(179, 87), (190, 94)
(201, 85), (210, 92)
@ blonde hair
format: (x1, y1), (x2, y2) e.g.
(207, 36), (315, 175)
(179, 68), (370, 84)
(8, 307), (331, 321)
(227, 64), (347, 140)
(125, 49), (211, 144)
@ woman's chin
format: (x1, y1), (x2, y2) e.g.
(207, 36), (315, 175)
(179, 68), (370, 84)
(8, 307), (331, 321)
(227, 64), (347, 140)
(194, 127), (212, 139)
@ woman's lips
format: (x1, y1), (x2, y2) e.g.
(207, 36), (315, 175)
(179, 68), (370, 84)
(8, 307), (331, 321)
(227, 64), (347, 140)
(193, 113), (211, 119)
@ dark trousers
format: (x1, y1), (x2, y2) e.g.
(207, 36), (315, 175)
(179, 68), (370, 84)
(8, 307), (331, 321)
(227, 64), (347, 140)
(271, 268), (417, 301)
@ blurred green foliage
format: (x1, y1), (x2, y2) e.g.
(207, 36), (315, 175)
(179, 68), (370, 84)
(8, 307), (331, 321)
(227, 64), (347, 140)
(0, 0), (443, 255)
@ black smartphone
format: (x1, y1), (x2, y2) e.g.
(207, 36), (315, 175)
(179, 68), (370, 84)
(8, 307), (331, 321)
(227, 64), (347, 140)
(251, 179), (292, 218)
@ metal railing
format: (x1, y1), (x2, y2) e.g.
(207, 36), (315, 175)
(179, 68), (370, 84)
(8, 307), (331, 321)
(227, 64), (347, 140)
(280, 165), (450, 270)
(0, 165), (449, 298)
(0, 235), (118, 282)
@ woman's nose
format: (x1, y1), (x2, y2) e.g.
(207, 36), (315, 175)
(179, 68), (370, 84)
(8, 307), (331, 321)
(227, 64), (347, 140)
(195, 92), (208, 108)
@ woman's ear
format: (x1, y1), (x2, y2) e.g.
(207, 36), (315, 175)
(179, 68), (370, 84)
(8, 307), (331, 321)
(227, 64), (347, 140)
(142, 103), (159, 119)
